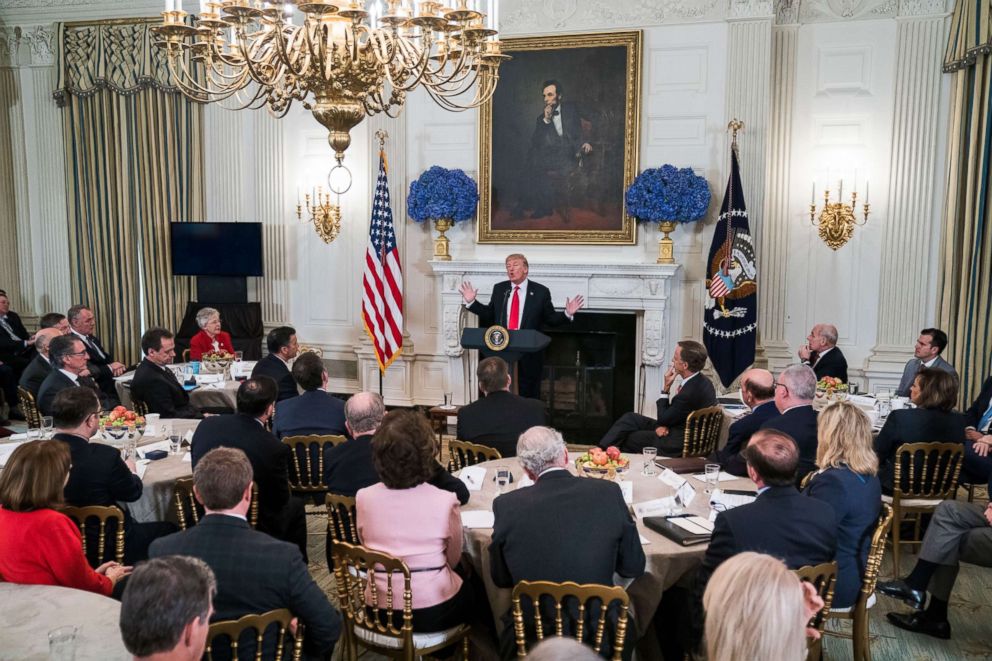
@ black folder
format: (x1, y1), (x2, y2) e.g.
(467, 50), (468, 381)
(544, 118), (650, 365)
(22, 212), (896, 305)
(643, 515), (712, 546)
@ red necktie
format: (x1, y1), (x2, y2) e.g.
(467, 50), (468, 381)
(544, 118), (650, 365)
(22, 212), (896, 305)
(508, 286), (520, 330)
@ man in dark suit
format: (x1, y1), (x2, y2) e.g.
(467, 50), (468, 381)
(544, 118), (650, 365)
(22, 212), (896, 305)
(52, 388), (175, 564)
(68, 304), (127, 401)
(190, 376), (308, 559)
(895, 328), (957, 397)
(130, 328), (202, 419)
(761, 364), (820, 480)
(599, 340), (717, 455)
(459, 254), (584, 399)
(962, 373), (992, 485)
(490, 426), (645, 659)
(39, 311), (70, 334)
(17, 327), (61, 397)
(710, 367), (780, 476)
(251, 326), (299, 402)
(151, 447), (340, 660)
(272, 352), (345, 438)
(798, 323), (848, 382)
(37, 334), (115, 416)
(0, 292), (34, 411)
(457, 357), (547, 457)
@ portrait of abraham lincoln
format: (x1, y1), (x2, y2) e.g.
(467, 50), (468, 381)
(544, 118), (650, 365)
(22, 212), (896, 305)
(478, 31), (641, 244)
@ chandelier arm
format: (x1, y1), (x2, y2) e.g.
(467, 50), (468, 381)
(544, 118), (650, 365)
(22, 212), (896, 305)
(166, 52), (246, 102)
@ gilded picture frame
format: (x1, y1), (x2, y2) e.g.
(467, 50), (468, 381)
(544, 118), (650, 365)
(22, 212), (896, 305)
(478, 31), (642, 245)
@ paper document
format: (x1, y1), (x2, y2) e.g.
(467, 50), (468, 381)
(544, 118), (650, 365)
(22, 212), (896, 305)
(460, 510), (495, 529)
(618, 480), (633, 504)
(138, 440), (172, 457)
(689, 471), (738, 483)
(458, 466), (486, 491)
(633, 497), (676, 519)
(182, 452), (192, 463)
(0, 440), (27, 467)
(710, 488), (756, 511)
(658, 467), (687, 490)
(136, 459), (150, 479)
(668, 516), (714, 535)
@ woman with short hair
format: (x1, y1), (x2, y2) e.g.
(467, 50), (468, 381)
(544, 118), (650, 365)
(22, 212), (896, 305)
(0, 440), (131, 596)
(804, 401), (881, 608)
(356, 409), (474, 633)
(188, 307), (235, 360)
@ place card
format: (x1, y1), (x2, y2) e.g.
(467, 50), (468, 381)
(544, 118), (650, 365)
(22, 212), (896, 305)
(460, 510), (495, 529)
(182, 452), (192, 463)
(633, 497), (676, 520)
(458, 466), (486, 491)
(657, 467), (687, 490)
(689, 471), (738, 483)
(618, 480), (633, 504)
(676, 481), (696, 507)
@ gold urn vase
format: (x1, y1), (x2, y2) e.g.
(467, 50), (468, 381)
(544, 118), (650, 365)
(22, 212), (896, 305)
(656, 221), (678, 264)
(432, 218), (454, 261)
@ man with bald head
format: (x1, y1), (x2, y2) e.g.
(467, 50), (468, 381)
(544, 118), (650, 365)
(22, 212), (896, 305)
(709, 368), (780, 476)
(18, 327), (63, 397)
(761, 364), (820, 479)
(798, 323), (848, 382)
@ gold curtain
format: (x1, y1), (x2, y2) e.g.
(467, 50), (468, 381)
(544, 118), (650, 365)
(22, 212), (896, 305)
(56, 20), (202, 365)
(939, 0), (992, 404)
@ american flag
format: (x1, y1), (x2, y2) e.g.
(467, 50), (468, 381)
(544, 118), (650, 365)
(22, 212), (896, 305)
(362, 150), (403, 372)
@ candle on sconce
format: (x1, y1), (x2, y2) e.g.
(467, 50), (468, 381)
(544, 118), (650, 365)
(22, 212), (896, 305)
(165, 0), (175, 11)
(838, 179), (843, 200)
(199, 0), (207, 14)
(865, 181), (869, 204)
(811, 182), (815, 205)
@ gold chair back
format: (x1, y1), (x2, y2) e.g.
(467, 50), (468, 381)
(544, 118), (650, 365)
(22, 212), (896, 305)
(325, 493), (359, 547)
(16, 386), (41, 429)
(182, 349), (191, 363)
(174, 477), (259, 530)
(61, 505), (125, 567)
(681, 406), (723, 458)
(510, 580), (630, 661)
(205, 608), (303, 661)
(131, 398), (149, 416)
(448, 440), (502, 472)
(893, 442), (964, 499)
(794, 561), (837, 661)
(282, 434), (346, 494)
(330, 541), (470, 659)
(297, 344), (324, 358)
(799, 470), (817, 491)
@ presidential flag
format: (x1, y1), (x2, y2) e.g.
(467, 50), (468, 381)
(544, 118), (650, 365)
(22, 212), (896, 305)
(362, 149), (404, 372)
(703, 146), (757, 387)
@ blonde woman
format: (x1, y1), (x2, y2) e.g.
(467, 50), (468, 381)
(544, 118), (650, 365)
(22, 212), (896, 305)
(804, 401), (881, 608)
(704, 552), (823, 661)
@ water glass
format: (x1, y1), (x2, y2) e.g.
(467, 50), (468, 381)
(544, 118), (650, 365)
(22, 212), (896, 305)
(41, 416), (54, 439)
(642, 447), (658, 476)
(169, 434), (182, 455)
(48, 625), (77, 661)
(705, 463), (721, 494)
(495, 465), (511, 493)
(443, 392), (453, 408)
(26, 426), (41, 441)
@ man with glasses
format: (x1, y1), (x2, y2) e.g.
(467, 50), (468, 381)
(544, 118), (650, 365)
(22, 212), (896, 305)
(130, 328), (202, 419)
(37, 334), (116, 416)
(760, 364), (819, 480)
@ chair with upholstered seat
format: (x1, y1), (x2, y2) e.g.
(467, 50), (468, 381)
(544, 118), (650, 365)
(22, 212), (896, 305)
(61, 505), (125, 568)
(174, 477), (259, 530)
(794, 561), (837, 661)
(681, 406), (724, 458)
(282, 434), (346, 505)
(205, 608), (303, 661)
(16, 386), (41, 429)
(825, 503), (893, 661)
(447, 440), (501, 472)
(510, 580), (631, 660)
(884, 442), (963, 576)
(331, 541), (471, 660)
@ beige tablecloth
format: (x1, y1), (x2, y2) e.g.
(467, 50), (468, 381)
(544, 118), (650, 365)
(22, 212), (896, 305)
(123, 419), (200, 523)
(0, 583), (130, 660)
(458, 455), (754, 646)
(115, 372), (241, 411)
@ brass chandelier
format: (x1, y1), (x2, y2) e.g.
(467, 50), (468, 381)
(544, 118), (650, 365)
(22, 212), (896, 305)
(153, 0), (507, 165)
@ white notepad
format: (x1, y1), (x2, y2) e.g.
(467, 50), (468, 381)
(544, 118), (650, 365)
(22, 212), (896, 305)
(668, 516), (714, 535)
(458, 466), (486, 491)
(460, 510), (495, 529)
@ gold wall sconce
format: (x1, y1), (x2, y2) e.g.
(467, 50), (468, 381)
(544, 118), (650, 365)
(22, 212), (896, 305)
(809, 181), (870, 250)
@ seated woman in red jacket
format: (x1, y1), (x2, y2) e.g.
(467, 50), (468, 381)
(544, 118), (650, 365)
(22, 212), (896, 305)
(189, 306), (235, 361)
(0, 440), (131, 596)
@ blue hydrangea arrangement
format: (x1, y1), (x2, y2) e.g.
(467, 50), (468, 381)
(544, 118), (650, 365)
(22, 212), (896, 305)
(624, 165), (711, 224)
(407, 166), (479, 223)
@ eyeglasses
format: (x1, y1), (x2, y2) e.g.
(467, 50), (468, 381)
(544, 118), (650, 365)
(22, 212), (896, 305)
(68, 350), (89, 357)
(773, 382), (789, 395)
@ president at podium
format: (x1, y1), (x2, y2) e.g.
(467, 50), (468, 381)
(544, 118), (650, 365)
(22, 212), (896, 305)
(459, 253), (585, 399)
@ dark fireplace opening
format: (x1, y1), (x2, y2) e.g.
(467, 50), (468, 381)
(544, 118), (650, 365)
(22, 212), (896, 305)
(539, 312), (637, 445)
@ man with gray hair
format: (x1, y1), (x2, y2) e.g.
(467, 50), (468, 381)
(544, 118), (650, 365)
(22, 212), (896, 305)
(18, 327), (63, 397)
(490, 426), (644, 657)
(37, 333), (115, 415)
(798, 323), (848, 382)
(760, 364), (819, 479)
(119, 556), (216, 661)
(323, 391), (386, 498)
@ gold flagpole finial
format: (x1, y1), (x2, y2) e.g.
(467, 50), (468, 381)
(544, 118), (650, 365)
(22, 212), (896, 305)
(375, 129), (388, 149)
(727, 119), (744, 145)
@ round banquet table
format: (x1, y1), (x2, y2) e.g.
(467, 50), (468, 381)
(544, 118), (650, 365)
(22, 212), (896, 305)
(457, 454), (755, 656)
(114, 368), (243, 411)
(0, 583), (130, 660)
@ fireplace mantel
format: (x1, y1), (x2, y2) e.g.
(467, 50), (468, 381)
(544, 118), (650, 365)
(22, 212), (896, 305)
(429, 260), (681, 416)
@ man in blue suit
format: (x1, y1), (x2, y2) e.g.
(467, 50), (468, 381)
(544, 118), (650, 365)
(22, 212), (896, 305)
(710, 367), (780, 476)
(272, 352), (346, 439)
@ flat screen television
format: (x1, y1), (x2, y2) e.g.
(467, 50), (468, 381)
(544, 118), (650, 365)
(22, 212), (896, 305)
(170, 222), (264, 277)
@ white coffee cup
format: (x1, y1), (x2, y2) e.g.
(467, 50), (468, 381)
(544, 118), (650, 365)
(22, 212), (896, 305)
(145, 413), (161, 428)
(891, 397), (909, 411)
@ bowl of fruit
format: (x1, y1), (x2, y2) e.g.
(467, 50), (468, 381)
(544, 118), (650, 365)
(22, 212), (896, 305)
(200, 350), (234, 374)
(815, 376), (849, 403)
(575, 446), (630, 478)
(99, 406), (146, 443)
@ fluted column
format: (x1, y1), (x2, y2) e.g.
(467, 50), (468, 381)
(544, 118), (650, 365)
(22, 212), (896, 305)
(757, 8), (800, 371)
(253, 112), (291, 326)
(0, 33), (24, 309)
(864, 4), (948, 386)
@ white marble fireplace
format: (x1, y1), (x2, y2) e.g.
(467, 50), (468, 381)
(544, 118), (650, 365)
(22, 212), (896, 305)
(430, 260), (681, 417)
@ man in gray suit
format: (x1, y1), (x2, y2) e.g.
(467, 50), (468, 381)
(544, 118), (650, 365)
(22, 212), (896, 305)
(895, 328), (956, 397)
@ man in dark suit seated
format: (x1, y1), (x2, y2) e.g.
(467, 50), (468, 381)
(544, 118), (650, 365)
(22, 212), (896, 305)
(798, 323), (848, 382)
(0, 291), (35, 414)
(52, 388), (175, 564)
(963, 373), (992, 485)
(251, 326), (299, 402)
(457, 357), (547, 458)
(68, 304), (127, 401)
(490, 426), (645, 659)
(39, 311), (71, 334)
(761, 364), (820, 480)
(878, 473), (992, 640)
(659, 429), (837, 656)
(130, 328), (202, 419)
(710, 368), (780, 476)
(18, 327), (62, 397)
(37, 334), (115, 416)
(151, 447), (340, 660)
(190, 376), (308, 560)
(598, 340), (717, 455)
(272, 352), (346, 438)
